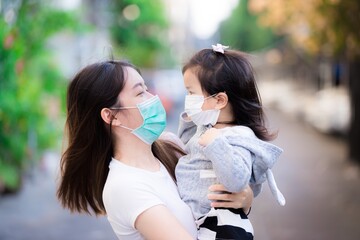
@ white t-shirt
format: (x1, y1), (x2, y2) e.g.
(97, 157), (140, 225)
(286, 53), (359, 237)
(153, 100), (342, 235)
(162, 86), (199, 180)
(103, 158), (197, 240)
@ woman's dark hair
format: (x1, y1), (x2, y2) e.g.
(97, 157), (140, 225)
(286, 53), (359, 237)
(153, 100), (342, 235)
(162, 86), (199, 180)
(182, 49), (276, 141)
(57, 60), (184, 215)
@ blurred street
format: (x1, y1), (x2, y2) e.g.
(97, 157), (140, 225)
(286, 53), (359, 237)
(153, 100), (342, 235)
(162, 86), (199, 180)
(0, 151), (117, 240)
(251, 109), (360, 240)
(0, 108), (359, 240)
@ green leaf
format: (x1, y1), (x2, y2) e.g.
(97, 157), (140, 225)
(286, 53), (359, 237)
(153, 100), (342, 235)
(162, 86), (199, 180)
(0, 160), (21, 190)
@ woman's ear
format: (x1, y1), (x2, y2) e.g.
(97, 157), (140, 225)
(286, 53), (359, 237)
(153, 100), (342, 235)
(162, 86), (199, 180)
(100, 108), (121, 126)
(214, 92), (228, 110)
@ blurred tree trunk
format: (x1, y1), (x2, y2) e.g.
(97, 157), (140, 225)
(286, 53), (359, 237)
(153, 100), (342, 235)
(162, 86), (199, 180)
(349, 58), (360, 163)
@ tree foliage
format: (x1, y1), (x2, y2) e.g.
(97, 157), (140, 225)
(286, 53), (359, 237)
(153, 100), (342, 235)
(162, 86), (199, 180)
(219, 0), (281, 52)
(249, 0), (360, 58)
(109, 0), (172, 67)
(0, 0), (78, 191)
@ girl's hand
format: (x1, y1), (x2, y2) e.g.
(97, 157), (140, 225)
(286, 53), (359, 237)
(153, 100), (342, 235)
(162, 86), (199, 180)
(207, 184), (253, 215)
(198, 128), (221, 146)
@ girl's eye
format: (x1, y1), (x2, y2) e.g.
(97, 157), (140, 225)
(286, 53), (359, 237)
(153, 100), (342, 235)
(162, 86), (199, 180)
(137, 91), (145, 96)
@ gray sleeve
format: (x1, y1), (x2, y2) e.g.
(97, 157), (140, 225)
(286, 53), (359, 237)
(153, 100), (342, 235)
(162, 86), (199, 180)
(249, 182), (262, 197)
(202, 135), (252, 193)
(159, 131), (186, 150)
(223, 129), (284, 204)
(177, 112), (197, 145)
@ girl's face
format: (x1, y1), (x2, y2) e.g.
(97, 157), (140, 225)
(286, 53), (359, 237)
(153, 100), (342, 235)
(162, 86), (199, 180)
(183, 68), (216, 110)
(117, 67), (153, 128)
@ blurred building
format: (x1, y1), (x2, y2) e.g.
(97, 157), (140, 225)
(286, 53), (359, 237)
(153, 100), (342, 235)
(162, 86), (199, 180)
(49, 0), (113, 79)
(252, 46), (350, 135)
(163, 0), (193, 64)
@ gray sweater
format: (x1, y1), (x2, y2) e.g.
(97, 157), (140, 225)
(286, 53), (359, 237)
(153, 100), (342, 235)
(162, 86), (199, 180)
(175, 116), (285, 220)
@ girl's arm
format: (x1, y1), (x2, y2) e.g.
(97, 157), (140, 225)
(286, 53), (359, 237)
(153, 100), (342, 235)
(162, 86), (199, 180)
(177, 112), (197, 144)
(135, 205), (194, 240)
(199, 128), (252, 193)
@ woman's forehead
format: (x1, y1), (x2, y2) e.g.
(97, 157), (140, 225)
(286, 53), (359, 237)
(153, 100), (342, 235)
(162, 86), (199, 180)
(123, 67), (144, 89)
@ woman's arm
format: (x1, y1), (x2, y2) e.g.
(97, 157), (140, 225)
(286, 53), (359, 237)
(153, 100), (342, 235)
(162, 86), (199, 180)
(207, 184), (253, 215)
(135, 205), (194, 240)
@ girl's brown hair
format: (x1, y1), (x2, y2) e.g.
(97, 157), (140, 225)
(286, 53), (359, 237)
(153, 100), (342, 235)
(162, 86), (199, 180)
(57, 60), (184, 215)
(183, 48), (276, 141)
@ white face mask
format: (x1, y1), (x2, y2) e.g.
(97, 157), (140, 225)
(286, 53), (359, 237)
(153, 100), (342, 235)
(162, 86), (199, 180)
(184, 94), (220, 126)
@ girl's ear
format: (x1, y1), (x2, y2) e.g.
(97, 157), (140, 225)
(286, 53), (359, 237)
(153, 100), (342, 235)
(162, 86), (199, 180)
(214, 92), (228, 110)
(100, 108), (121, 126)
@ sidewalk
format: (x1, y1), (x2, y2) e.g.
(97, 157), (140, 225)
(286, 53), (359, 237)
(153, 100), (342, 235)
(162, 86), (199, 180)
(250, 109), (360, 240)
(0, 152), (117, 240)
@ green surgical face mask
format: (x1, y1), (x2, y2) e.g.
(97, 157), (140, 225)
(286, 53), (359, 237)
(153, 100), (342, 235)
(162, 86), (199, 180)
(112, 95), (167, 144)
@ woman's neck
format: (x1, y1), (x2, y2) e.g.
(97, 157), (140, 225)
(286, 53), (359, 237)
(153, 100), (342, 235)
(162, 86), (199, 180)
(113, 136), (160, 171)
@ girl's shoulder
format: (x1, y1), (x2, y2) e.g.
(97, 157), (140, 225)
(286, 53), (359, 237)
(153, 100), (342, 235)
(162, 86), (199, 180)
(159, 131), (186, 150)
(222, 125), (255, 138)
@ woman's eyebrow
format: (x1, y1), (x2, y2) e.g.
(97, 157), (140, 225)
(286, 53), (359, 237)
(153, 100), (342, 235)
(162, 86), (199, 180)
(132, 82), (144, 89)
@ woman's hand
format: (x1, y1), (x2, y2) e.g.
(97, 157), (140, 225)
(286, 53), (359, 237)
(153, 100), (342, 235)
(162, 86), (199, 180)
(207, 184), (253, 215)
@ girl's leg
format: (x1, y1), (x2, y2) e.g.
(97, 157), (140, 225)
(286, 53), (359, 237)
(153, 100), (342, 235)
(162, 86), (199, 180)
(198, 208), (253, 240)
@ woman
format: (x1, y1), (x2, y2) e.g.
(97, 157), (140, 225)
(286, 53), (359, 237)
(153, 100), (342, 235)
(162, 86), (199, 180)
(57, 60), (253, 240)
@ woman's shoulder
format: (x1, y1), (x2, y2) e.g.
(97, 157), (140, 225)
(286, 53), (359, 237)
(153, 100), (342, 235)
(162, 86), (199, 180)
(105, 160), (149, 193)
(103, 161), (165, 209)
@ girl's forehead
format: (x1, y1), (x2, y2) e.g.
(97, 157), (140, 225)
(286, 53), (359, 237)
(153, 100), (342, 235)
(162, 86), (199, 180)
(184, 69), (199, 83)
(184, 68), (197, 78)
(184, 69), (202, 90)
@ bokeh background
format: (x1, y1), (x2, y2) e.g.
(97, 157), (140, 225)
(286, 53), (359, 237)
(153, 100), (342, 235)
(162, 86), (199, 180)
(1, 0), (359, 239)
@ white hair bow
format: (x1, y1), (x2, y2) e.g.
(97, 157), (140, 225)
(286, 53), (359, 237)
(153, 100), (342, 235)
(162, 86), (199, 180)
(212, 43), (229, 54)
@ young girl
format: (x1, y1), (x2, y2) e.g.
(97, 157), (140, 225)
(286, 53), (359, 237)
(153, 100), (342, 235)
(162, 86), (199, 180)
(175, 44), (286, 240)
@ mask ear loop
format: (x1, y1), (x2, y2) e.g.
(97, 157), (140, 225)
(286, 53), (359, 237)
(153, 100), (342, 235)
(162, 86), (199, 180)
(109, 110), (119, 137)
(204, 93), (218, 100)
(206, 92), (226, 99)
(212, 91), (235, 125)
(109, 109), (135, 134)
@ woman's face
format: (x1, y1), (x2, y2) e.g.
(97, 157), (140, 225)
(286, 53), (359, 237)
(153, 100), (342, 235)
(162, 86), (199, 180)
(183, 68), (216, 110)
(117, 67), (153, 129)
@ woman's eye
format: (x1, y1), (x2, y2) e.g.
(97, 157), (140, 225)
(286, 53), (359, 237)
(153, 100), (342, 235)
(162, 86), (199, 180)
(137, 85), (150, 96)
